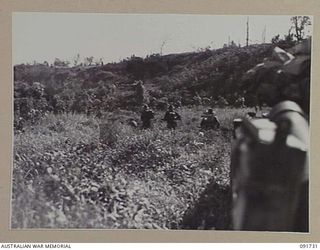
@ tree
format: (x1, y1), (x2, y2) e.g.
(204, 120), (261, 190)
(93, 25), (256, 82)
(54, 58), (70, 67)
(271, 33), (295, 49)
(54, 58), (63, 67)
(64, 60), (70, 67)
(284, 33), (294, 43)
(290, 16), (311, 41)
(271, 34), (280, 44)
(73, 54), (81, 66)
(160, 41), (166, 55)
(85, 56), (94, 66)
(95, 58), (104, 66)
(230, 40), (237, 48)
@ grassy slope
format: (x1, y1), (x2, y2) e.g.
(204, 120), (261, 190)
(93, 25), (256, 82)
(14, 44), (273, 114)
(12, 106), (252, 229)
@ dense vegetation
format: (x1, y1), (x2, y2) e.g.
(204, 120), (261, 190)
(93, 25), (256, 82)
(14, 44), (274, 124)
(12, 43), (287, 229)
(13, 106), (255, 229)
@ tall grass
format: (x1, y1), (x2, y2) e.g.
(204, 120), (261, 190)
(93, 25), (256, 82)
(12, 106), (250, 229)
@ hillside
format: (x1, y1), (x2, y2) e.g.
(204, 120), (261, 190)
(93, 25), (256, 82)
(14, 44), (274, 125)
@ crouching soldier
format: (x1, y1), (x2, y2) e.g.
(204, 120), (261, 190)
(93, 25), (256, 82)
(200, 108), (220, 130)
(163, 105), (181, 130)
(140, 104), (155, 129)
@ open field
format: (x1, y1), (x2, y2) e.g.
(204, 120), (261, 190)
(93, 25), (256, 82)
(12, 106), (253, 229)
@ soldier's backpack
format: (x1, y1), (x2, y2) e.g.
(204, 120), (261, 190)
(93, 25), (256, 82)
(165, 111), (178, 123)
(201, 115), (220, 129)
(141, 110), (154, 122)
(231, 100), (309, 232)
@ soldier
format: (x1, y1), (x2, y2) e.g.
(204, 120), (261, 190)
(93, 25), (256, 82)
(217, 95), (229, 107)
(193, 92), (202, 105)
(135, 80), (146, 105)
(140, 104), (155, 129)
(163, 105), (181, 129)
(234, 95), (245, 108)
(231, 39), (311, 232)
(200, 108), (220, 130)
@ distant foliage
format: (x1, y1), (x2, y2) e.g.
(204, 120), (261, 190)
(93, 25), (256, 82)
(290, 16), (311, 41)
(54, 58), (70, 67)
(272, 16), (311, 49)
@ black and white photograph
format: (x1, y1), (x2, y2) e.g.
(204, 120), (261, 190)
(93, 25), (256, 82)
(12, 13), (311, 231)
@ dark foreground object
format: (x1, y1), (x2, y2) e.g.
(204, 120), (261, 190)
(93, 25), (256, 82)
(231, 101), (309, 232)
(181, 182), (231, 230)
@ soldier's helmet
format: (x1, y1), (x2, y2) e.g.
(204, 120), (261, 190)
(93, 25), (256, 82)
(207, 108), (214, 115)
(143, 104), (149, 110)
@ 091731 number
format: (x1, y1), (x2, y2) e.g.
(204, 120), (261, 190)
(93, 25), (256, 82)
(300, 244), (318, 248)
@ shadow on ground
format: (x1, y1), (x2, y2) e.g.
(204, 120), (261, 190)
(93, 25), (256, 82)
(180, 180), (232, 230)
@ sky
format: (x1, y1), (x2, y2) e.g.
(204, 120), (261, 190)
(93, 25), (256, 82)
(12, 13), (312, 65)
